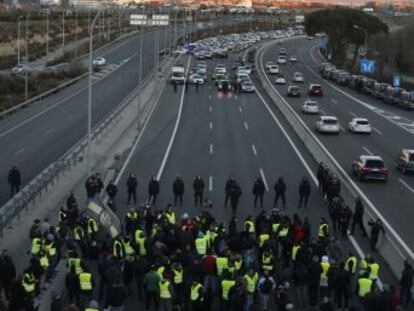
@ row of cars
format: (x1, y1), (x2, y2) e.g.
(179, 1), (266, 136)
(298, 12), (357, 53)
(320, 63), (414, 110)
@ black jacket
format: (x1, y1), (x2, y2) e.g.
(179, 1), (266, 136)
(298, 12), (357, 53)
(400, 264), (414, 287)
(127, 177), (137, 191)
(274, 180), (286, 194)
(106, 184), (118, 197)
(173, 179), (185, 194)
(193, 178), (204, 194)
(299, 180), (311, 196)
(253, 180), (265, 195)
(148, 180), (159, 195)
(107, 283), (128, 307)
(8, 168), (21, 186)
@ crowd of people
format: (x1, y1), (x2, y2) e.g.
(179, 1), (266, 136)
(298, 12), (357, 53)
(0, 162), (413, 311)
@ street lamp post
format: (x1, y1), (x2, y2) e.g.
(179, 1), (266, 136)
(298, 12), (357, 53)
(46, 12), (49, 58)
(17, 16), (22, 65)
(62, 10), (65, 49)
(353, 24), (368, 57)
(87, 10), (103, 177)
(25, 14), (29, 101)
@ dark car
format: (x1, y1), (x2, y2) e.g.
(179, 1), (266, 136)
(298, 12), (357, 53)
(308, 84), (323, 96)
(396, 148), (414, 175)
(287, 85), (301, 97)
(218, 80), (232, 92)
(352, 155), (388, 182)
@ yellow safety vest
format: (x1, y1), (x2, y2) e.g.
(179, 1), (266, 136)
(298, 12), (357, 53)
(31, 238), (42, 255)
(191, 283), (203, 301)
(272, 223), (280, 233)
(123, 240), (135, 256)
(157, 266), (165, 278)
(45, 240), (56, 256)
(262, 255), (273, 271)
(369, 263), (380, 280)
(278, 226), (289, 237)
(85, 309), (98, 311)
(68, 257), (82, 274)
(291, 245), (301, 261)
(216, 257), (228, 276)
(358, 278), (373, 298)
(173, 269), (183, 284)
(88, 218), (98, 234)
(22, 273), (35, 293)
(206, 230), (217, 244)
(59, 211), (67, 222)
(136, 236), (147, 256)
(234, 259), (243, 271)
(321, 262), (330, 280)
(360, 259), (368, 275)
(244, 273), (258, 294)
(113, 240), (124, 258)
(40, 255), (49, 268)
(73, 226), (84, 241)
(318, 223), (328, 238)
(259, 234), (270, 248)
(195, 237), (207, 255)
(165, 212), (176, 225)
(221, 279), (236, 300)
(79, 272), (93, 291)
(134, 229), (143, 243)
(245, 220), (255, 233)
(127, 212), (138, 221)
(345, 256), (357, 274)
(159, 280), (172, 299)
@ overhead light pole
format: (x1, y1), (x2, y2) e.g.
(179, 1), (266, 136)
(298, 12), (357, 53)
(25, 14), (29, 101)
(353, 24), (368, 57)
(17, 16), (22, 65)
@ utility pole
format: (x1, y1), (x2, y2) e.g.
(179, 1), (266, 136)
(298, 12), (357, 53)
(62, 10), (65, 49)
(25, 14), (29, 101)
(17, 16), (21, 65)
(137, 5), (144, 129)
(46, 12), (49, 58)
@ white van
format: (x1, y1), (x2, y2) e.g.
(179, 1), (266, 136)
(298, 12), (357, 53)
(171, 66), (185, 84)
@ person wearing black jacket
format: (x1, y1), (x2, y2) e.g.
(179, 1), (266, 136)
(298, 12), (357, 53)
(126, 173), (137, 205)
(400, 260), (413, 307)
(173, 176), (185, 206)
(350, 197), (367, 236)
(298, 176), (311, 208)
(308, 256), (322, 306)
(229, 183), (242, 214)
(106, 279), (128, 310)
(8, 165), (21, 197)
(274, 177), (287, 209)
(193, 176), (204, 206)
(106, 181), (117, 202)
(148, 176), (160, 205)
(0, 250), (16, 300)
(333, 262), (351, 310)
(368, 218), (385, 252)
(224, 176), (236, 207)
(252, 177), (265, 208)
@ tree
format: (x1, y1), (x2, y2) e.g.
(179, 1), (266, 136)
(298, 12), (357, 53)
(305, 8), (388, 68)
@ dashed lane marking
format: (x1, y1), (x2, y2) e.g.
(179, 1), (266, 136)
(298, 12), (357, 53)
(259, 168), (269, 192)
(244, 122), (249, 131)
(14, 147), (25, 156)
(252, 144), (257, 155)
(362, 146), (373, 155)
(209, 144), (213, 154)
(399, 178), (414, 194)
(209, 176), (213, 192)
(209, 122), (212, 130)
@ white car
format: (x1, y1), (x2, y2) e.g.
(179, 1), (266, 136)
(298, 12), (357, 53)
(348, 118), (372, 134)
(289, 55), (298, 62)
(316, 116), (340, 134)
(277, 56), (287, 64)
(12, 63), (29, 74)
(237, 72), (249, 84)
(292, 72), (304, 83)
(195, 65), (207, 75)
(302, 100), (319, 114)
(92, 57), (106, 66)
(275, 75), (287, 85)
(236, 66), (251, 75)
(188, 74), (205, 85)
(265, 61), (275, 69)
(268, 65), (279, 75)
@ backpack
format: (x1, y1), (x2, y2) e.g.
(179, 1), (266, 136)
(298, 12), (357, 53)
(260, 277), (273, 294)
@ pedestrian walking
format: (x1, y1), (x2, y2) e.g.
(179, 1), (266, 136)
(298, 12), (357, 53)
(0, 250), (16, 300)
(229, 183), (242, 214)
(106, 180), (118, 205)
(224, 176), (236, 207)
(148, 176), (160, 205)
(193, 176), (204, 206)
(173, 175), (184, 206)
(126, 173), (137, 205)
(350, 197), (367, 236)
(298, 176), (310, 208)
(8, 164), (21, 197)
(85, 175), (98, 199)
(258, 270), (276, 311)
(368, 218), (385, 252)
(273, 177), (286, 208)
(252, 177), (265, 208)
(107, 278), (128, 311)
(173, 80), (177, 93)
(400, 260), (413, 308)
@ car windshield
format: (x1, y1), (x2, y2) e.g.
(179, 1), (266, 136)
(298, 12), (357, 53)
(409, 153), (414, 161)
(312, 85), (321, 90)
(356, 120), (369, 125)
(323, 119), (337, 125)
(365, 160), (385, 168)
(306, 102), (317, 106)
(290, 87), (299, 91)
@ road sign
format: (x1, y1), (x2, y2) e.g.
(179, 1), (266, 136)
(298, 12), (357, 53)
(130, 14), (147, 26)
(320, 36), (327, 49)
(360, 59), (375, 74)
(152, 14), (169, 26)
(393, 75), (401, 87)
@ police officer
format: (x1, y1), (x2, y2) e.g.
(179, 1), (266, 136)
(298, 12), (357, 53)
(252, 177), (265, 208)
(173, 175), (185, 206)
(224, 176), (235, 207)
(126, 173), (137, 205)
(350, 197), (367, 236)
(105, 180), (117, 205)
(229, 182), (242, 214)
(8, 164), (21, 197)
(159, 275), (173, 311)
(344, 252), (357, 276)
(298, 176), (311, 208)
(148, 176), (160, 205)
(193, 176), (205, 206)
(273, 176), (287, 208)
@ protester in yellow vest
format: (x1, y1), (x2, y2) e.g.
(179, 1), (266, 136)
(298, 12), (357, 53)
(190, 280), (204, 308)
(357, 273), (373, 298)
(159, 278), (173, 310)
(221, 272), (236, 308)
(195, 232), (208, 256)
(243, 268), (258, 311)
(318, 218), (329, 239)
(244, 216), (255, 234)
(368, 258), (380, 280)
(30, 237), (42, 256)
(344, 252), (357, 275)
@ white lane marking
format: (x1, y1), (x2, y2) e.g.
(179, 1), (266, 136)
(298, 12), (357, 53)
(309, 45), (320, 64)
(251, 144), (257, 155)
(239, 106), (243, 113)
(209, 121), (213, 130)
(339, 125), (345, 132)
(244, 122), (249, 131)
(115, 68), (168, 184)
(15, 147), (26, 156)
(209, 94), (212, 101)
(331, 98), (338, 105)
(373, 127), (383, 135)
(260, 44), (411, 282)
(156, 57), (191, 181)
(209, 106), (212, 112)
(399, 178), (414, 194)
(209, 176), (213, 192)
(362, 146), (373, 155)
(349, 111), (357, 118)
(320, 109), (326, 115)
(45, 128), (54, 135)
(209, 144), (213, 154)
(259, 168), (269, 192)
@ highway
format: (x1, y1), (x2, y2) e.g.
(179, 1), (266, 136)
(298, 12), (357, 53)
(260, 37), (414, 251)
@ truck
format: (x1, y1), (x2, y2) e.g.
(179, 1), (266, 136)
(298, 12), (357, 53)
(170, 66), (185, 84)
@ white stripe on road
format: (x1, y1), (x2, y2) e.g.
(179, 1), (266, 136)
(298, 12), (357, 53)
(45, 128), (54, 135)
(209, 144), (213, 154)
(209, 176), (213, 192)
(372, 127), (383, 135)
(251, 144), (257, 155)
(399, 178), (414, 194)
(209, 121), (213, 130)
(239, 106), (243, 113)
(339, 125), (345, 132)
(349, 111), (357, 118)
(209, 94), (212, 101)
(320, 109), (326, 115)
(259, 168), (269, 192)
(244, 122), (249, 131)
(331, 98), (338, 104)
(14, 147), (26, 156)
(209, 106), (212, 112)
(362, 146), (373, 156)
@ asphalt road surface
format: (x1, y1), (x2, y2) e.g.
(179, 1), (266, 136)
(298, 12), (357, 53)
(260, 37), (414, 251)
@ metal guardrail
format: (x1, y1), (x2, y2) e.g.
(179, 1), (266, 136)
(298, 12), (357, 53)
(256, 40), (413, 280)
(0, 56), (171, 236)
